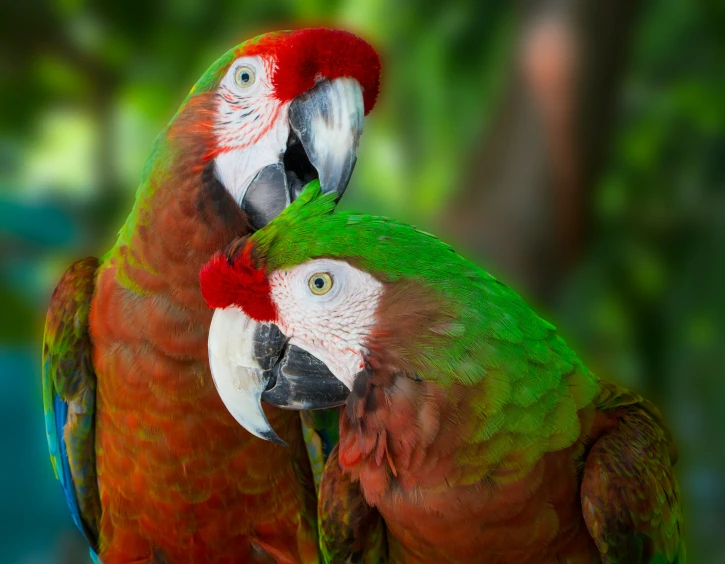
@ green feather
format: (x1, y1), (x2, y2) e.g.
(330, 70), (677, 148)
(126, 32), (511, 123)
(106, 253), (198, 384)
(251, 182), (600, 487)
(253, 181), (684, 562)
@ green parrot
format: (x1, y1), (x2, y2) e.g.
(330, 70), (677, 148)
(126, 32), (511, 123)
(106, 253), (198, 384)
(198, 182), (685, 564)
(42, 29), (380, 563)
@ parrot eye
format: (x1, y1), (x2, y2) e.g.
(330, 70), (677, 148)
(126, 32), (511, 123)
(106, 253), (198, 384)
(308, 272), (333, 295)
(234, 65), (256, 88)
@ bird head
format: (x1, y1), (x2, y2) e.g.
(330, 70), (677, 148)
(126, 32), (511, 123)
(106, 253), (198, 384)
(198, 182), (479, 444)
(199, 184), (596, 477)
(168, 28), (380, 229)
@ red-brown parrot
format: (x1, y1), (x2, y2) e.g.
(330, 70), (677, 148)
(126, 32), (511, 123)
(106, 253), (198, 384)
(42, 29), (380, 563)
(198, 183), (685, 563)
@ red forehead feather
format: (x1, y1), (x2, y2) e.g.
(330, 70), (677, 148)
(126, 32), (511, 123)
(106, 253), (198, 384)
(199, 243), (277, 322)
(242, 28), (381, 115)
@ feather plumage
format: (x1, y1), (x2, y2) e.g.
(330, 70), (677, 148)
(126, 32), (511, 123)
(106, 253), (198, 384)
(43, 257), (101, 553)
(244, 182), (685, 563)
(42, 27), (381, 562)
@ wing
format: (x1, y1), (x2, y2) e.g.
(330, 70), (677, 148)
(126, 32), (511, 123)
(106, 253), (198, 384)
(42, 257), (101, 550)
(318, 444), (386, 563)
(581, 380), (685, 563)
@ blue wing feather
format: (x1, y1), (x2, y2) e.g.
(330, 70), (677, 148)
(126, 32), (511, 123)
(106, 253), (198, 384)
(54, 395), (92, 543)
(42, 257), (101, 556)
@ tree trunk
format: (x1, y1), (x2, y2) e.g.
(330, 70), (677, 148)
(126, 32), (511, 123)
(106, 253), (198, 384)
(444, 0), (643, 302)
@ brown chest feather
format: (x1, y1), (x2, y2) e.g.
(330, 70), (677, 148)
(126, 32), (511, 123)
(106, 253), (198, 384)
(337, 372), (602, 563)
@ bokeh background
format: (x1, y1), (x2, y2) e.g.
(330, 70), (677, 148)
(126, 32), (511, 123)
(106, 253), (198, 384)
(1, 0), (723, 561)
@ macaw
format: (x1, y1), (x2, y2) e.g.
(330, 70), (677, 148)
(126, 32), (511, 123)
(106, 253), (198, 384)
(42, 29), (380, 563)
(199, 182), (685, 564)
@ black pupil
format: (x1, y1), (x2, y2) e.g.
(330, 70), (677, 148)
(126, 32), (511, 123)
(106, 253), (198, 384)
(314, 277), (325, 289)
(240, 71), (250, 82)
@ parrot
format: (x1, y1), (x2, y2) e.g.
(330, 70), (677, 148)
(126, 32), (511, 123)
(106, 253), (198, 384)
(198, 182), (685, 564)
(42, 29), (380, 563)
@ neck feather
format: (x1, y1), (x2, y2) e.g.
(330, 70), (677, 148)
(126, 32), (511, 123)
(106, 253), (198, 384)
(111, 91), (251, 297)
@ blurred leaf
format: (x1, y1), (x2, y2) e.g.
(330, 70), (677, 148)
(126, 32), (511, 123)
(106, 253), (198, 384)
(0, 285), (35, 343)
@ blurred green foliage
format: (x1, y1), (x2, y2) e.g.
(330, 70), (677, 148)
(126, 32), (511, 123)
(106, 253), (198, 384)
(558, 2), (725, 560)
(0, 0), (723, 562)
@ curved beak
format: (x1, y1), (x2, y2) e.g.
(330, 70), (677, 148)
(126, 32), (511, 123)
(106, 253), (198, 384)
(242, 77), (364, 229)
(208, 307), (348, 444)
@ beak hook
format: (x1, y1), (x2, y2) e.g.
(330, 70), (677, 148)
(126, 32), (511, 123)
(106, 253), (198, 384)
(208, 309), (351, 445)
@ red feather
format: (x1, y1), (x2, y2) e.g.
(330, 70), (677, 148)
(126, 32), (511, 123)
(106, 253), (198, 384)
(244, 28), (381, 115)
(199, 243), (277, 322)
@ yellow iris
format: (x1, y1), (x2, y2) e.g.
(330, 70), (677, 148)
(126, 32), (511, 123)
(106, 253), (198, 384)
(308, 272), (333, 295)
(235, 66), (256, 88)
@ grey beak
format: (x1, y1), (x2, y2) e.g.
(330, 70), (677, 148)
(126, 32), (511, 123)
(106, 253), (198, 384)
(262, 344), (349, 410)
(256, 325), (349, 411)
(288, 77), (364, 200)
(242, 77), (364, 229)
(241, 164), (290, 231)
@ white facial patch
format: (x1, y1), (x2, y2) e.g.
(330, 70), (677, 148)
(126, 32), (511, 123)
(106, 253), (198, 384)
(269, 259), (384, 390)
(214, 56), (290, 204)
